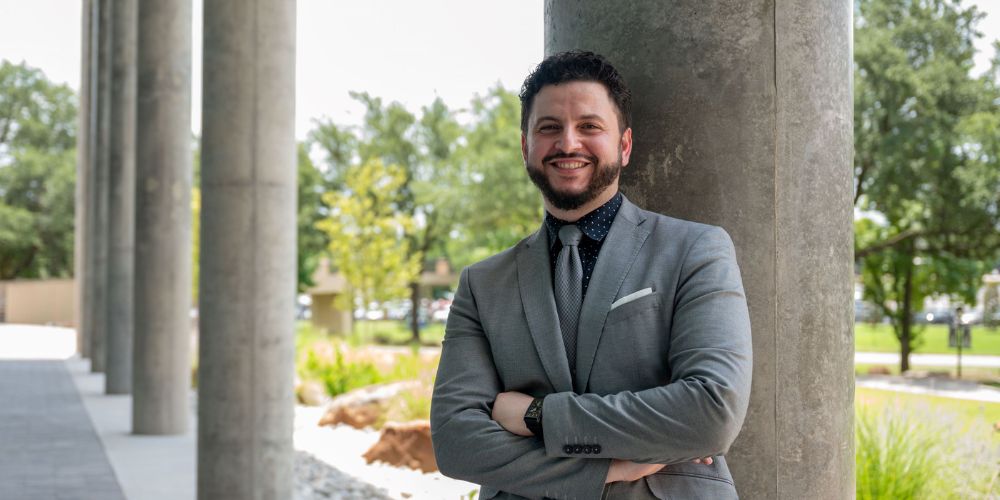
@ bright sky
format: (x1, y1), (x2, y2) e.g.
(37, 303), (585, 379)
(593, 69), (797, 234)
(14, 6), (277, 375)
(0, 0), (544, 138)
(0, 0), (997, 140)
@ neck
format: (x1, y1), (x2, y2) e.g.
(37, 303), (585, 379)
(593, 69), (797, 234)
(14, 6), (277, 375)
(544, 185), (619, 222)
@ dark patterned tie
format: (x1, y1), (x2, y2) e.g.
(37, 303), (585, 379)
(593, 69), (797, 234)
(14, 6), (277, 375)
(555, 224), (583, 371)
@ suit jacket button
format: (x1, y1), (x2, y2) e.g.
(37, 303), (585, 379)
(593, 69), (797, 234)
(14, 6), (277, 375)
(582, 446), (592, 454)
(593, 445), (601, 454)
(573, 445), (583, 454)
(563, 445), (574, 454)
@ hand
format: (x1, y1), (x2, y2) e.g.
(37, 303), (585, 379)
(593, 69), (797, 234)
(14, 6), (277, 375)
(605, 457), (714, 484)
(605, 460), (665, 483)
(491, 391), (534, 436)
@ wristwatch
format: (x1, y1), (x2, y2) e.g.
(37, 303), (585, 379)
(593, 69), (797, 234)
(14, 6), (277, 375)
(523, 397), (544, 439)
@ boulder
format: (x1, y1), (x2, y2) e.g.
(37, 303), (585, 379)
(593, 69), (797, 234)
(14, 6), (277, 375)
(866, 365), (891, 376)
(363, 420), (437, 473)
(318, 380), (421, 429)
(296, 380), (330, 407)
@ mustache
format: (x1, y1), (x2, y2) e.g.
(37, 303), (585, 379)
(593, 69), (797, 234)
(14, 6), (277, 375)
(542, 152), (598, 164)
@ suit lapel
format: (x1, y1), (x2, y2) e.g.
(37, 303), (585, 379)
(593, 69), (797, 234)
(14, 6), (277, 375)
(516, 226), (574, 393)
(574, 196), (650, 391)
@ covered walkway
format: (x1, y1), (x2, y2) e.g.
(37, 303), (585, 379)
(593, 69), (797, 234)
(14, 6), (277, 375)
(0, 324), (195, 499)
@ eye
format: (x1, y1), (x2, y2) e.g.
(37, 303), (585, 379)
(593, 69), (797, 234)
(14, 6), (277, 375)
(538, 124), (560, 133)
(581, 123), (601, 130)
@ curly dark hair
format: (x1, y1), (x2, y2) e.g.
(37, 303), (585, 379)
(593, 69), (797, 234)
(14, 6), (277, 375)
(519, 50), (632, 134)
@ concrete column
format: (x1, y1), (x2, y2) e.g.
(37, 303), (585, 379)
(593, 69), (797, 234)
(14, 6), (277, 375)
(545, 1), (854, 498)
(89, 0), (113, 373)
(75, 0), (94, 357)
(105, 0), (137, 395)
(198, 1), (297, 497)
(133, 0), (193, 434)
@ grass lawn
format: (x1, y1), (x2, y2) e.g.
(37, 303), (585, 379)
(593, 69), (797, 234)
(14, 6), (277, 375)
(856, 386), (1000, 446)
(855, 322), (1000, 356)
(297, 319), (446, 347)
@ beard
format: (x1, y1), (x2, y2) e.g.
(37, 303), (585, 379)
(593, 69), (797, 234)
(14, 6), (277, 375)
(526, 151), (622, 211)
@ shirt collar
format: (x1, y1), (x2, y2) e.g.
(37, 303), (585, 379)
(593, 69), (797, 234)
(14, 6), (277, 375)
(545, 192), (623, 248)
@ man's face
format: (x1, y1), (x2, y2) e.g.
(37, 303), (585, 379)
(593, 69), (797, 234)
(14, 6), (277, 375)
(522, 81), (632, 212)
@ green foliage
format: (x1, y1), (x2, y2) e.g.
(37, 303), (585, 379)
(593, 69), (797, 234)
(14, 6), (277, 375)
(317, 159), (421, 309)
(306, 87), (540, 340)
(300, 345), (384, 398)
(856, 391), (1000, 498)
(856, 322), (1000, 355)
(854, 0), (1000, 371)
(0, 60), (77, 279)
(296, 143), (330, 292)
(447, 86), (541, 270)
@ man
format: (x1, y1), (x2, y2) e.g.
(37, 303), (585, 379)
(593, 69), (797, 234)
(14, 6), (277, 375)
(431, 51), (752, 499)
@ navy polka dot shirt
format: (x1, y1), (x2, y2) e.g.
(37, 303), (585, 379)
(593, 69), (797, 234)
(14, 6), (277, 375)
(545, 192), (623, 298)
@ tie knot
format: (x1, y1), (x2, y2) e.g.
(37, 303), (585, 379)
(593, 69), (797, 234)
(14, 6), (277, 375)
(558, 224), (583, 247)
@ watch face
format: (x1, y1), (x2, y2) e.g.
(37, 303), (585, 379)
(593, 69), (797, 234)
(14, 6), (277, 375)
(525, 399), (542, 419)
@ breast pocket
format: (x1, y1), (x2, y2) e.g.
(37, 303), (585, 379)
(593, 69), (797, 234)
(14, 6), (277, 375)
(605, 291), (662, 326)
(590, 292), (670, 391)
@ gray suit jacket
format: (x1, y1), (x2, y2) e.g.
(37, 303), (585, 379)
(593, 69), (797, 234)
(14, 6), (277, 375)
(431, 196), (752, 500)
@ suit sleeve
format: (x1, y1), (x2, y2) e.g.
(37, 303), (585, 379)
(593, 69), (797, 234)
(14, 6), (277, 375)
(542, 226), (753, 464)
(431, 267), (612, 500)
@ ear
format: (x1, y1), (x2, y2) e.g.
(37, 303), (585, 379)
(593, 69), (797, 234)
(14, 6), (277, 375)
(521, 133), (529, 163)
(620, 127), (633, 166)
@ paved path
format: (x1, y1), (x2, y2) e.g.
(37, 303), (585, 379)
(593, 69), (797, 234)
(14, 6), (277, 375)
(856, 375), (1000, 404)
(856, 351), (1000, 368)
(0, 355), (125, 499)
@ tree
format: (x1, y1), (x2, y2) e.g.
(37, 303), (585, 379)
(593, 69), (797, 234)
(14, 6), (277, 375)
(0, 60), (77, 279)
(307, 87), (542, 341)
(854, 0), (1000, 371)
(446, 86), (541, 270)
(296, 142), (330, 293)
(310, 93), (463, 342)
(316, 159), (421, 317)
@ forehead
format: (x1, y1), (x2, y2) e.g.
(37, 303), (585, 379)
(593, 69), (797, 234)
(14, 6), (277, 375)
(530, 81), (618, 123)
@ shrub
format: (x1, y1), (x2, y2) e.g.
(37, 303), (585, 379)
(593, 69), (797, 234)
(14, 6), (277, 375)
(300, 345), (384, 398)
(856, 405), (998, 499)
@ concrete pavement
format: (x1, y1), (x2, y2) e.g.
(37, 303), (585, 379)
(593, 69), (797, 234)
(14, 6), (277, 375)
(856, 351), (1000, 368)
(0, 325), (125, 500)
(0, 324), (195, 500)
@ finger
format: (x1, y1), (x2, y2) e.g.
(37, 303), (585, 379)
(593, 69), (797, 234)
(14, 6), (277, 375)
(703, 457), (713, 465)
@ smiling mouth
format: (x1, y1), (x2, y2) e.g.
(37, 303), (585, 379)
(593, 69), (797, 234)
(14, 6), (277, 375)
(551, 160), (590, 170)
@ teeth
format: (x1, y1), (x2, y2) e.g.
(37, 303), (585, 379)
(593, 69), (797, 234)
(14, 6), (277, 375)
(555, 161), (587, 169)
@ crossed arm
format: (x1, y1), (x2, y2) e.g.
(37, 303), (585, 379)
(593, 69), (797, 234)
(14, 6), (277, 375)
(430, 227), (752, 500)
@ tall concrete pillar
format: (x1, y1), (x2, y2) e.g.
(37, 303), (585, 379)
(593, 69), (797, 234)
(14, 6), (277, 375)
(545, 1), (854, 498)
(75, 0), (94, 357)
(197, 1), (297, 498)
(89, 0), (113, 373)
(105, 0), (137, 395)
(133, 0), (193, 434)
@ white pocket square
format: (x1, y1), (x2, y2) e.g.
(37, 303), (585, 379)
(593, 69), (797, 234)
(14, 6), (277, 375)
(610, 287), (654, 310)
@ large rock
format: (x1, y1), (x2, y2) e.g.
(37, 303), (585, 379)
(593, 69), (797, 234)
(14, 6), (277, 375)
(363, 420), (437, 473)
(296, 380), (330, 407)
(318, 380), (421, 429)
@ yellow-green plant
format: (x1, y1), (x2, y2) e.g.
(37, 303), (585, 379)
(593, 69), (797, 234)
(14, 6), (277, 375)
(300, 345), (384, 398)
(856, 404), (997, 499)
(316, 159), (421, 313)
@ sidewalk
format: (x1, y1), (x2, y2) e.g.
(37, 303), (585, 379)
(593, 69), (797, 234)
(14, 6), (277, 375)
(0, 325), (126, 500)
(856, 351), (1000, 368)
(0, 324), (475, 500)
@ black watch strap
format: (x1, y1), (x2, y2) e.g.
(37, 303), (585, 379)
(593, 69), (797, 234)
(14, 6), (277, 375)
(523, 397), (544, 439)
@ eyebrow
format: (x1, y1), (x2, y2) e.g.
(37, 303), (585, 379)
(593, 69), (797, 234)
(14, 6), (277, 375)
(535, 114), (608, 124)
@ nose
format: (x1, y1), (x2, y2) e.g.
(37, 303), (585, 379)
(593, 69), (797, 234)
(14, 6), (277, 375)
(555, 128), (582, 152)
